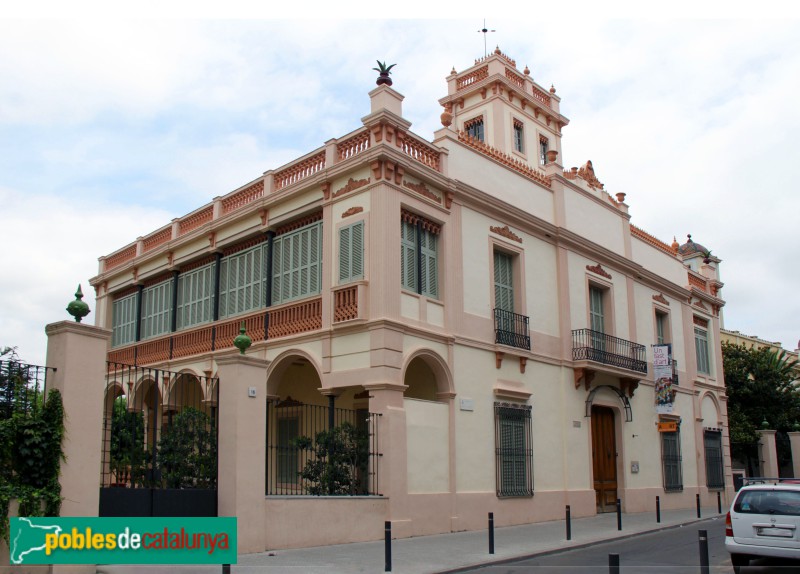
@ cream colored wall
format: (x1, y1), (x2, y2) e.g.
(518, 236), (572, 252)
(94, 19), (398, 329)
(445, 145), (554, 225)
(216, 212), (262, 244)
(405, 398), (449, 493)
(403, 336), (448, 364)
(331, 332), (371, 371)
(270, 188), (320, 220)
(529, 362), (567, 490)
(525, 239), (559, 337)
(701, 394), (721, 428)
(630, 240), (687, 286)
(453, 345), (498, 492)
(400, 292), (421, 321)
(461, 209), (492, 318)
(563, 191), (624, 255)
(559, 368), (593, 491)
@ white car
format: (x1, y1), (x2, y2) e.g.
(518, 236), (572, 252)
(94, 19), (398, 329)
(725, 479), (800, 572)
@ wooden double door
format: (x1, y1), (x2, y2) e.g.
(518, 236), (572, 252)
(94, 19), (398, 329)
(591, 406), (618, 513)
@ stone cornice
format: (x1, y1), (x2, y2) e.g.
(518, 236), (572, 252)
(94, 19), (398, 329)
(45, 321), (111, 341)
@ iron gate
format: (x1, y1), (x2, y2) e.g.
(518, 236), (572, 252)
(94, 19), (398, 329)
(99, 362), (219, 517)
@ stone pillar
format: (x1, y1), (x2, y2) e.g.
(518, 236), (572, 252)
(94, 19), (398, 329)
(789, 432), (800, 479)
(757, 429), (779, 478)
(45, 320), (111, 574)
(216, 353), (268, 554)
(365, 383), (410, 535)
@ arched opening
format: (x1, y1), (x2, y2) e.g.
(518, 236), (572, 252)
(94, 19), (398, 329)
(402, 352), (452, 494)
(266, 353), (375, 496)
(404, 357), (438, 401)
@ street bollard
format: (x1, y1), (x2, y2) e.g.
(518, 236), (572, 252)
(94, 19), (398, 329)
(696, 493), (701, 518)
(656, 495), (661, 523)
(566, 505), (572, 541)
(616, 498), (622, 531)
(609, 553), (620, 574)
(488, 512), (495, 554)
(222, 565), (230, 574)
(698, 529), (710, 574)
(385, 521), (392, 572)
(717, 491), (722, 514)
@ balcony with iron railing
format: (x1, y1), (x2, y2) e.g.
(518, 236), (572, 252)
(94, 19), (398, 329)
(494, 308), (531, 351)
(571, 329), (647, 374)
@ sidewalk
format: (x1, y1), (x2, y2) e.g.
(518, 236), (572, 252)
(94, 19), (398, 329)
(97, 507), (724, 574)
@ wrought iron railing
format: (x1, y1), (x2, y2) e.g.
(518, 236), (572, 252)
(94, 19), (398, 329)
(0, 360), (55, 419)
(571, 329), (647, 373)
(266, 399), (381, 496)
(101, 362), (218, 490)
(494, 308), (531, 351)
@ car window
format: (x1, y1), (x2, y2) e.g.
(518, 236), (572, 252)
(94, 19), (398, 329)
(734, 490), (800, 516)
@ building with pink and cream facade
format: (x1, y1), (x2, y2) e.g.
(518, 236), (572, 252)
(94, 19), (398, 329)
(89, 47), (733, 551)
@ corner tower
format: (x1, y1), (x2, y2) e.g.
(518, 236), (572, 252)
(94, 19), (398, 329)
(437, 46), (569, 169)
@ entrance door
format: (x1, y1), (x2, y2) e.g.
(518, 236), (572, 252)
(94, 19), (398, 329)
(591, 405), (618, 513)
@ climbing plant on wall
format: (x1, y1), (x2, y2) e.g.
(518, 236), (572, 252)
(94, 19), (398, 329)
(0, 348), (64, 543)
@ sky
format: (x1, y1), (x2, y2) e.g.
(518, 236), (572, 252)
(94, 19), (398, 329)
(1, 4), (799, 366)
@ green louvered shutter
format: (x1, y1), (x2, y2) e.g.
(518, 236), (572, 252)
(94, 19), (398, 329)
(420, 229), (438, 298)
(494, 251), (514, 312)
(176, 262), (214, 329)
(111, 293), (137, 347)
(400, 220), (417, 292)
(141, 279), (172, 340)
(219, 243), (266, 319)
(339, 221), (364, 284)
(272, 221), (322, 305)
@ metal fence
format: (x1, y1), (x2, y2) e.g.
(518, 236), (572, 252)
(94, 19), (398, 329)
(0, 360), (55, 419)
(101, 362), (219, 491)
(265, 399), (381, 496)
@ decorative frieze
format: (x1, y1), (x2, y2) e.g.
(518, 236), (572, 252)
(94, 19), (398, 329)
(653, 293), (670, 306)
(333, 177), (371, 199)
(341, 206), (364, 218)
(586, 263), (612, 279)
(693, 300), (709, 311)
(403, 180), (441, 204)
(490, 225), (522, 243)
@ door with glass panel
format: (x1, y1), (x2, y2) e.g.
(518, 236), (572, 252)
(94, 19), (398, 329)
(589, 286), (605, 356)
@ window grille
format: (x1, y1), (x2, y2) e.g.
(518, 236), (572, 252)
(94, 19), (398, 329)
(494, 402), (533, 497)
(339, 221), (364, 284)
(704, 430), (725, 489)
(141, 279), (173, 340)
(111, 293), (137, 347)
(661, 429), (683, 492)
(272, 221), (322, 305)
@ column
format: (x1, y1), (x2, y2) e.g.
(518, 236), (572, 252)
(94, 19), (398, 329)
(365, 383), (410, 534)
(216, 353), (269, 553)
(757, 429), (779, 478)
(788, 432), (800, 479)
(45, 320), (111, 574)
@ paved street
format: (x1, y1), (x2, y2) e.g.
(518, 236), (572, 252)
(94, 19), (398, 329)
(97, 507), (726, 574)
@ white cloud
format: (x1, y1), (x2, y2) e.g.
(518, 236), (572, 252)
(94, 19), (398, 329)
(1, 17), (798, 367)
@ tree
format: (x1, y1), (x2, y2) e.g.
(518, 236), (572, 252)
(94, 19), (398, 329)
(723, 341), (800, 475)
(109, 396), (146, 486)
(157, 407), (217, 489)
(295, 422), (369, 495)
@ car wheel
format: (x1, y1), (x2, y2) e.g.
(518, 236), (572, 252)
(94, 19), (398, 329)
(730, 553), (749, 573)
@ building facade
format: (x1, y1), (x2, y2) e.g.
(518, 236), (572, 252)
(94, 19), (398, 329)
(90, 47), (734, 550)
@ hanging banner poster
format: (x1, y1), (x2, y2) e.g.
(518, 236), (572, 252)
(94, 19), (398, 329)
(653, 344), (674, 414)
